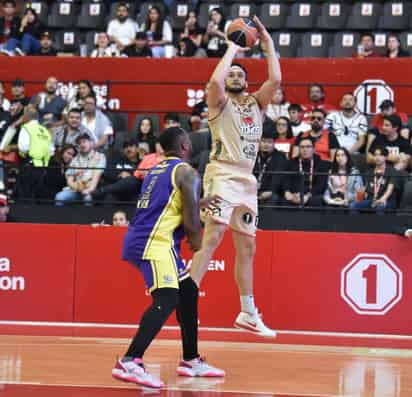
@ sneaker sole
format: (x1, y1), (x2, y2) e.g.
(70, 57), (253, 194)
(112, 369), (163, 388)
(177, 368), (225, 378)
(234, 321), (277, 338)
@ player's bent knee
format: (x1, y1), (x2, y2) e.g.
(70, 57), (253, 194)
(203, 222), (226, 250)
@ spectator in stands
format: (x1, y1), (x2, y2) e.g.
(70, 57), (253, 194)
(107, 2), (138, 51)
(65, 80), (98, 114)
(40, 144), (77, 200)
(123, 32), (152, 57)
(282, 138), (330, 207)
(53, 108), (94, 150)
(90, 32), (121, 58)
(81, 95), (113, 151)
(30, 76), (66, 123)
(274, 117), (295, 159)
(354, 33), (381, 58)
(324, 148), (363, 207)
(368, 114), (412, 172)
(0, 0), (19, 52)
(17, 106), (54, 199)
(0, 81), (10, 111)
(302, 84), (336, 121)
(177, 37), (198, 57)
(203, 7), (228, 58)
(351, 147), (395, 214)
(91, 210), (129, 227)
(55, 134), (106, 206)
(266, 87), (290, 122)
(190, 86), (208, 132)
(94, 139), (141, 202)
(36, 31), (56, 56)
(9, 79), (29, 128)
(0, 193), (9, 222)
(370, 99), (408, 133)
(326, 93), (368, 153)
(180, 11), (204, 52)
(134, 139), (165, 180)
(288, 104), (311, 137)
(386, 34), (409, 58)
(0, 104), (12, 190)
(254, 127), (287, 204)
(136, 117), (157, 153)
(164, 112), (180, 129)
(140, 5), (172, 58)
(293, 108), (340, 161)
(2, 7), (42, 56)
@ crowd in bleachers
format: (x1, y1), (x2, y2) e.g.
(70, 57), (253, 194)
(1, 74), (412, 213)
(1, 0), (412, 58)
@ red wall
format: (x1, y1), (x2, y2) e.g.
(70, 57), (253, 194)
(1, 58), (412, 117)
(0, 224), (410, 334)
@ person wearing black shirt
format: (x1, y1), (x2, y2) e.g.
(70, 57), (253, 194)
(368, 114), (412, 171)
(282, 137), (330, 207)
(253, 128), (287, 204)
(9, 79), (29, 126)
(36, 31), (57, 56)
(123, 32), (152, 58)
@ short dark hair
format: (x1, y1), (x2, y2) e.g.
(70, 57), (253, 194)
(288, 103), (303, 113)
(68, 108), (82, 115)
(372, 146), (389, 157)
(383, 114), (402, 131)
(230, 63), (248, 80)
(299, 138), (314, 147)
(164, 112), (180, 123)
(312, 108), (327, 118)
(123, 138), (138, 148)
(159, 127), (186, 153)
(135, 32), (147, 40)
(361, 32), (374, 40)
(84, 94), (96, 104)
(309, 83), (324, 94)
(117, 2), (129, 10)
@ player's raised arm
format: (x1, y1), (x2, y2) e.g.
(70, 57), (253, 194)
(175, 164), (202, 252)
(252, 16), (282, 110)
(207, 41), (241, 117)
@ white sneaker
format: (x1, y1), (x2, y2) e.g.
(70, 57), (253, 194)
(234, 310), (277, 338)
(177, 357), (225, 377)
(112, 358), (164, 388)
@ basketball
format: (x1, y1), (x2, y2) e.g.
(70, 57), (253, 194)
(227, 18), (258, 48)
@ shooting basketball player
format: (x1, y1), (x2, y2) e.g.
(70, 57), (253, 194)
(113, 128), (224, 388)
(190, 17), (282, 337)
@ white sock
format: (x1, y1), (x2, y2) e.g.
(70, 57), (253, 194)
(240, 295), (256, 315)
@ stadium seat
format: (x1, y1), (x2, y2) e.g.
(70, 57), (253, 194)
(198, 2), (225, 29)
(85, 31), (100, 54)
(111, 130), (128, 152)
(30, 1), (48, 26)
(373, 32), (388, 55)
(54, 30), (81, 53)
(329, 32), (360, 57)
(108, 2), (138, 21)
(285, 2), (320, 30)
(108, 112), (129, 133)
(346, 2), (383, 30)
(297, 32), (330, 57)
(271, 31), (300, 58)
(133, 115), (161, 136)
(179, 113), (191, 132)
(378, 1), (410, 30)
(399, 32), (412, 55)
(169, 2), (192, 31)
(258, 3), (290, 31)
(316, 1), (349, 30)
(47, 1), (79, 29)
(228, 3), (257, 20)
(77, 1), (107, 30)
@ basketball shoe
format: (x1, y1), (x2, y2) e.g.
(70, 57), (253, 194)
(112, 358), (164, 388)
(234, 309), (277, 338)
(177, 357), (225, 377)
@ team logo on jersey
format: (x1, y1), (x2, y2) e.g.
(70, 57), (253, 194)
(243, 212), (254, 224)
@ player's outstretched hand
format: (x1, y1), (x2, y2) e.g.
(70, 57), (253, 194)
(253, 16), (273, 51)
(200, 195), (223, 211)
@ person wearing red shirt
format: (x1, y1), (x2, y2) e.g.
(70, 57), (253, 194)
(302, 84), (336, 122)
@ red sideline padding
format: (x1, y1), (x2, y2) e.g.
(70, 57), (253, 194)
(0, 224), (411, 334)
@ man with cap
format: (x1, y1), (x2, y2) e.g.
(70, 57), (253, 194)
(37, 31), (57, 57)
(55, 133), (106, 205)
(123, 32), (153, 57)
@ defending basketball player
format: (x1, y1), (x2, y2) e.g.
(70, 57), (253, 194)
(190, 16), (282, 337)
(112, 127), (224, 388)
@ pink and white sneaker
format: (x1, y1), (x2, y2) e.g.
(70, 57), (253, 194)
(177, 357), (225, 377)
(112, 358), (164, 388)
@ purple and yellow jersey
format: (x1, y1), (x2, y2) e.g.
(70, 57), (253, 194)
(122, 157), (187, 265)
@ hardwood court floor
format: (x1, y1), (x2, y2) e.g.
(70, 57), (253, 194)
(1, 333), (412, 397)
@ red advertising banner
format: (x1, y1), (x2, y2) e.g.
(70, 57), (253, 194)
(1, 224), (411, 334)
(0, 58), (412, 118)
(0, 223), (76, 321)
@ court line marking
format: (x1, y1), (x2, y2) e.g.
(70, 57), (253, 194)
(0, 381), (345, 396)
(0, 320), (411, 340)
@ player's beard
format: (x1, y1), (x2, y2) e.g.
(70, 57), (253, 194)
(226, 84), (246, 94)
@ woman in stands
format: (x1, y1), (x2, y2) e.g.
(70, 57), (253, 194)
(273, 117), (295, 159)
(65, 80), (103, 114)
(180, 11), (204, 54)
(90, 32), (121, 58)
(203, 7), (228, 58)
(386, 35), (409, 58)
(324, 147), (363, 208)
(266, 87), (290, 122)
(141, 6), (172, 58)
(136, 117), (157, 154)
(2, 7), (42, 56)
